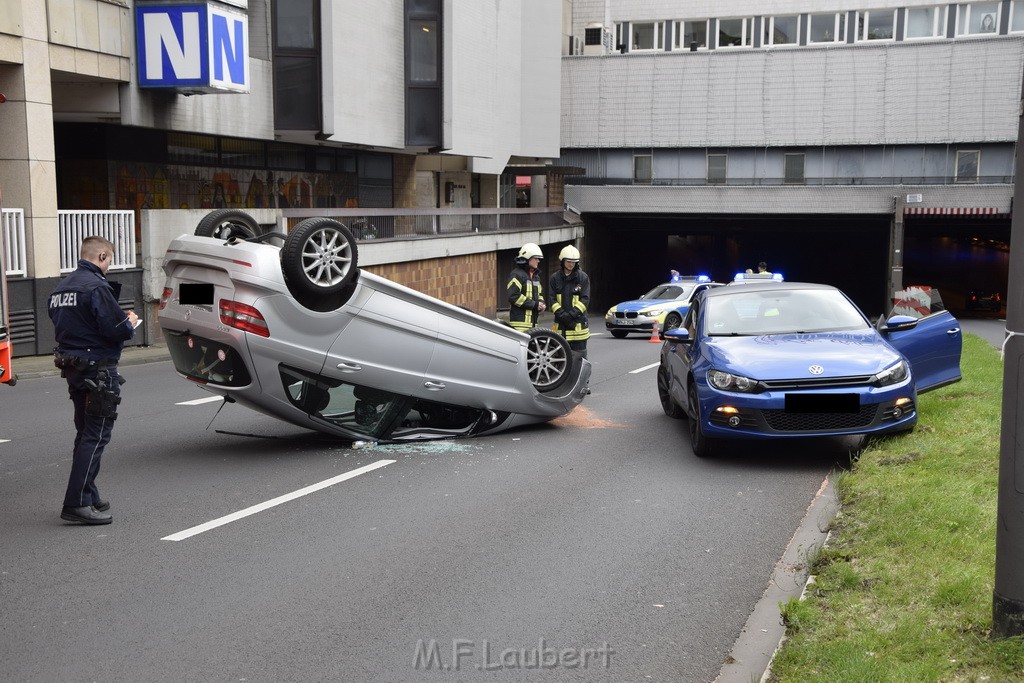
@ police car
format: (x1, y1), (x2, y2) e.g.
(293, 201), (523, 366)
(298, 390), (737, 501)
(605, 275), (722, 338)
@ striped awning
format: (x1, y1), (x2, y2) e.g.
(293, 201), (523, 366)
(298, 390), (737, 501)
(905, 206), (1004, 215)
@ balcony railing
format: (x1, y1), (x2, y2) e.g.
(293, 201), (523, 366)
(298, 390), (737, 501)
(565, 175), (1015, 187)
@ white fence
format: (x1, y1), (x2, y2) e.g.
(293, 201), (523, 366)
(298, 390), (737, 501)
(58, 210), (136, 273)
(2, 209), (137, 277)
(2, 208), (27, 277)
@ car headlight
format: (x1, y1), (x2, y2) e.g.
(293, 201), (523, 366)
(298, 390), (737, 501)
(639, 309), (661, 318)
(874, 360), (909, 386)
(605, 307), (617, 318)
(707, 369), (757, 393)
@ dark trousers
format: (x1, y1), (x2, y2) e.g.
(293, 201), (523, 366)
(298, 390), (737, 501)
(63, 365), (120, 508)
(568, 340), (588, 359)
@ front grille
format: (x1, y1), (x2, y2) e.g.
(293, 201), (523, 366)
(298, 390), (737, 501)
(760, 375), (875, 390)
(614, 311), (638, 319)
(762, 404), (878, 431)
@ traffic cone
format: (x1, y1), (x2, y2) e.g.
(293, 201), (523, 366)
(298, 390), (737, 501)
(649, 322), (662, 343)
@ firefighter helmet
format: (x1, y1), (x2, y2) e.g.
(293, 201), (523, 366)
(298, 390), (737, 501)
(558, 245), (580, 263)
(516, 243), (543, 263)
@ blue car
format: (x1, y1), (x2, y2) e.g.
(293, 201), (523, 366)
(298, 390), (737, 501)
(657, 281), (962, 456)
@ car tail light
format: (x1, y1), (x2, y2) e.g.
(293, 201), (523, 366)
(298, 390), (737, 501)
(159, 287), (172, 310)
(219, 299), (270, 337)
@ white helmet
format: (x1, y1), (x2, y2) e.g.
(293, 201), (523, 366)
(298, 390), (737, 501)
(517, 243), (543, 261)
(559, 245), (580, 263)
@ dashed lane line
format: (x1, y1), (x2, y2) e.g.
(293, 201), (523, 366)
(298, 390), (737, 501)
(162, 459), (396, 541)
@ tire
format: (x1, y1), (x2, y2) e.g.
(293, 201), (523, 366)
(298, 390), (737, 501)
(663, 312), (683, 331)
(688, 384), (716, 457)
(281, 218), (359, 300)
(610, 330), (629, 339)
(195, 209), (262, 240)
(526, 328), (572, 393)
(658, 364), (685, 419)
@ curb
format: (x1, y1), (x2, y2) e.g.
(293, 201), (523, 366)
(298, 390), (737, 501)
(714, 475), (838, 683)
(10, 345), (171, 381)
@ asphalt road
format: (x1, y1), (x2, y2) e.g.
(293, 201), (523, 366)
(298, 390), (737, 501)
(0, 326), (856, 682)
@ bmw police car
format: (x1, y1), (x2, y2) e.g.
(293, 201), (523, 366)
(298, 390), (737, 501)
(605, 275), (721, 338)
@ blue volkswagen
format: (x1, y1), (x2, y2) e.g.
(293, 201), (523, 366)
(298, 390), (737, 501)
(657, 281), (962, 456)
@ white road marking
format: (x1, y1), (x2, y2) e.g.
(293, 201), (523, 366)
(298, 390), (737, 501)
(0, 439), (9, 444)
(630, 362), (659, 374)
(176, 396), (224, 406)
(162, 459), (396, 541)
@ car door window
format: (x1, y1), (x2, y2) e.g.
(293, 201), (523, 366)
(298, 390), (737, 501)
(281, 366), (408, 439)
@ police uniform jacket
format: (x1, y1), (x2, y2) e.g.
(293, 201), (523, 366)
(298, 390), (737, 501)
(549, 267), (591, 342)
(507, 264), (544, 331)
(48, 259), (135, 362)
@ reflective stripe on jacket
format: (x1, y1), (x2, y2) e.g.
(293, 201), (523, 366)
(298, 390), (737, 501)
(549, 268), (591, 342)
(507, 265), (543, 331)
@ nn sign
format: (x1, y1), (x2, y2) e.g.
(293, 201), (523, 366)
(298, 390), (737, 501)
(136, 3), (249, 93)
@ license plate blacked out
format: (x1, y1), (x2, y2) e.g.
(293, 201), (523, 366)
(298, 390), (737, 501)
(179, 283), (214, 305)
(785, 393), (859, 413)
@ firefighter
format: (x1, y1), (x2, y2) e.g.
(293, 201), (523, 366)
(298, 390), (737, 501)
(507, 242), (546, 331)
(549, 244), (591, 358)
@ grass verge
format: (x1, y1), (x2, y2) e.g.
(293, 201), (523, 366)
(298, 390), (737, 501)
(768, 334), (1024, 682)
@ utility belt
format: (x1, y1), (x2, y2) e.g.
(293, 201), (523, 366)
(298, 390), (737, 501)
(53, 350), (122, 419)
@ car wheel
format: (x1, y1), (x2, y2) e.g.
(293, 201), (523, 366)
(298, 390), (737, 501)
(195, 209), (262, 240)
(526, 328), (572, 393)
(688, 384), (716, 457)
(610, 330), (629, 339)
(281, 218), (360, 300)
(663, 312), (683, 331)
(658, 364), (685, 419)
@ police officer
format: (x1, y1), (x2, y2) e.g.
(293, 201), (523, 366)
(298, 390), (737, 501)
(548, 245), (591, 358)
(507, 242), (546, 331)
(49, 236), (138, 525)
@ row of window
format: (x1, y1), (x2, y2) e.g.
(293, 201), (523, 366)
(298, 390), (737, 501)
(630, 150), (981, 184)
(611, 2), (1016, 52)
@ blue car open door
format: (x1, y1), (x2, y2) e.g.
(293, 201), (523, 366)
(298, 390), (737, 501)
(885, 286), (962, 393)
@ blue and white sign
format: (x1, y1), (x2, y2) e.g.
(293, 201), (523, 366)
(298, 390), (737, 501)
(136, 3), (249, 93)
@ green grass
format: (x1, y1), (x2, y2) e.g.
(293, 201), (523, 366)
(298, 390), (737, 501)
(769, 334), (1024, 682)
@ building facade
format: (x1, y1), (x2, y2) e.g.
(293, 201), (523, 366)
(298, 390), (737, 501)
(559, 0), (1021, 312)
(0, 0), (576, 354)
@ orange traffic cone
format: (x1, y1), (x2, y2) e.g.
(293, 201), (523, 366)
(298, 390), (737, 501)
(649, 322), (662, 343)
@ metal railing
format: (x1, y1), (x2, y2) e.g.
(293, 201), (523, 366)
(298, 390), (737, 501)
(59, 210), (136, 273)
(281, 207), (573, 241)
(2, 208), (27, 277)
(565, 175), (1015, 187)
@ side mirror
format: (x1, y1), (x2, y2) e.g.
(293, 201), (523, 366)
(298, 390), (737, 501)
(663, 328), (690, 344)
(879, 314), (919, 333)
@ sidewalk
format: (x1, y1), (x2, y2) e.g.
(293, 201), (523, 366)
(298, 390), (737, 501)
(9, 344), (172, 381)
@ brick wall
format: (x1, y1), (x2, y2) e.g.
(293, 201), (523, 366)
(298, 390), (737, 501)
(363, 251), (499, 317)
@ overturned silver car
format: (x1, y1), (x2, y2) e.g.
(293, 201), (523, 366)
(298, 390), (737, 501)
(158, 210), (591, 442)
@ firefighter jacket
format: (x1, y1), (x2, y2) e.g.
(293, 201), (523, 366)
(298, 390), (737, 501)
(48, 259), (135, 362)
(549, 267), (591, 342)
(507, 264), (544, 331)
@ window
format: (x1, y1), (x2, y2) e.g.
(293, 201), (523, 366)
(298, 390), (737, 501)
(905, 6), (948, 39)
(857, 10), (896, 41)
(807, 13), (847, 43)
(784, 154), (805, 184)
(957, 3), (1000, 34)
(409, 20), (438, 82)
(955, 150), (980, 183)
(707, 154), (727, 184)
(220, 138), (265, 168)
(674, 19), (708, 50)
(167, 133), (217, 165)
(631, 22), (663, 50)
(765, 15), (800, 46)
(1012, 1), (1024, 32)
(634, 154), (652, 184)
(718, 17), (753, 48)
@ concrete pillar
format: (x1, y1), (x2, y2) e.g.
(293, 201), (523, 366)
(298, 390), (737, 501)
(0, 5), (59, 280)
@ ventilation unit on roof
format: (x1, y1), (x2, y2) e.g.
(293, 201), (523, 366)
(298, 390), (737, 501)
(583, 23), (612, 56)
